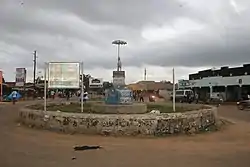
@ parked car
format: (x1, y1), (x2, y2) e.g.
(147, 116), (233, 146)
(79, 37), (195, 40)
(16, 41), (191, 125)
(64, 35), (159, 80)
(206, 93), (224, 105)
(237, 99), (250, 110)
(170, 89), (195, 103)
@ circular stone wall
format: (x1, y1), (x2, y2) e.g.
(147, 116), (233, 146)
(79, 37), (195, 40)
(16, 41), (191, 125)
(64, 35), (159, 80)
(18, 105), (218, 136)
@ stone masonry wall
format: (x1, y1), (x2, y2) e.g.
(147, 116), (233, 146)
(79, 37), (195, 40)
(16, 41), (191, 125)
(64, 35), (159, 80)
(18, 106), (218, 136)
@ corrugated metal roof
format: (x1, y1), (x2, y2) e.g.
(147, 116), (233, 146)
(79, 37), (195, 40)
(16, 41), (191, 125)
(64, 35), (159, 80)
(127, 81), (173, 91)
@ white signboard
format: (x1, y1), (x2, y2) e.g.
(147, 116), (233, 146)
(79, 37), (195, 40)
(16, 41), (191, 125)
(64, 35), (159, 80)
(15, 68), (26, 87)
(178, 79), (190, 89)
(89, 78), (103, 88)
(48, 62), (80, 89)
(118, 89), (132, 104)
(113, 77), (125, 86)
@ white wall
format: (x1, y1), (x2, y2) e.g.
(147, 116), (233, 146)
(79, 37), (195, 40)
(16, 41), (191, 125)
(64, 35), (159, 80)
(189, 75), (250, 87)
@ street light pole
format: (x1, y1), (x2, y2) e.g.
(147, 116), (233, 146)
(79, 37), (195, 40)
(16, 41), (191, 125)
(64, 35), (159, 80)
(112, 40), (127, 71)
(117, 44), (120, 71)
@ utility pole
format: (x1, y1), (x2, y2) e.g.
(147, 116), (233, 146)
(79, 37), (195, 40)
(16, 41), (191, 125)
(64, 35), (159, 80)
(33, 50), (37, 99)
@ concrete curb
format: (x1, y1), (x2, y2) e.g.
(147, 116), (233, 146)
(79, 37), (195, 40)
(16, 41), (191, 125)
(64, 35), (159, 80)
(219, 117), (237, 124)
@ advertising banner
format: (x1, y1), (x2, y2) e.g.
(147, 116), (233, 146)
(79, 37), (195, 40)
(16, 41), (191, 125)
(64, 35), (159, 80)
(113, 77), (125, 86)
(15, 68), (26, 87)
(113, 71), (125, 78)
(89, 78), (103, 88)
(0, 71), (2, 85)
(112, 71), (125, 87)
(48, 62), (80, 89)
(104, 88), (132, 104)
(178, 79), (190, 89)
(0, 71), (3, 99)
(118, 88), (133, 104)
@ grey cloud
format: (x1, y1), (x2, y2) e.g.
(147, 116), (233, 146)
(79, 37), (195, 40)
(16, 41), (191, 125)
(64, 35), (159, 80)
(1, 0), (250, 82)
(123, 9), (250, 68)
(22, 0), (194, 28)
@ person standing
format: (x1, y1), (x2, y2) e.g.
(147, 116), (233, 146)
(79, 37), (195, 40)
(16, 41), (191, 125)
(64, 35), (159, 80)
(139, 91), (144, 102)
(51, 90), (55, 99)
(195, 93), (199, 104)
(66, 90), (70, 101)
(83, 91), (88, 103)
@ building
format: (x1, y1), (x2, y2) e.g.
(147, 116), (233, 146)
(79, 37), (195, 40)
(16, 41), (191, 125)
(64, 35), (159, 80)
(127, 81), (173, 91)
(187, 64), (250, 101)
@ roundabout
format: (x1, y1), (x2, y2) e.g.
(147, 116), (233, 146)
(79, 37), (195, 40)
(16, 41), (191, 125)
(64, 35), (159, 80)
(18, 101), (218, 136)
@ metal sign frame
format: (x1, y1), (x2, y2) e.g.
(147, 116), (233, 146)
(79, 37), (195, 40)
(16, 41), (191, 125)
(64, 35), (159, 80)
(44, 62), (84, 112)
(48, 62), (80, 89)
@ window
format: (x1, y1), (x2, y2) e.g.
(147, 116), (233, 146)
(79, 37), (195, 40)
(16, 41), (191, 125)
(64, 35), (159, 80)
(176, 90), (184, 95)
(239, 79), (242, 84)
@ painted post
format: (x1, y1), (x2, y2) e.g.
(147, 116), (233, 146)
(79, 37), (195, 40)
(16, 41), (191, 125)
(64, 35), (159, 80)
(173, 68), (176, 112)
(81, 62), (84, 113)
(44, 63), (47, 112)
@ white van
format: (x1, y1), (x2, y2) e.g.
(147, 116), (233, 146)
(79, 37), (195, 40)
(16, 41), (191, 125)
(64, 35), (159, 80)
(170, 89), (194, 102)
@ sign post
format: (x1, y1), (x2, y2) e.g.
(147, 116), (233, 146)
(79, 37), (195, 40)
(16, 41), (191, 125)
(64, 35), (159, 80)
(172, 68), (176, 112)
(44, 63), (47, 112)
(81, 62), (84, 113)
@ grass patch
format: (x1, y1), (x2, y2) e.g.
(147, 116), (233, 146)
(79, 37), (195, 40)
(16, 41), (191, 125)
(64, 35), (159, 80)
(28, 103), (92, 113)
(27, 102), (209, 114)
(146, 103), (210, 113)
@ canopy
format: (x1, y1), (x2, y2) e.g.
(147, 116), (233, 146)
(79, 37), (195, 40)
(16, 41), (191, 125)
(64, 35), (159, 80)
(7, 91), (22, 100)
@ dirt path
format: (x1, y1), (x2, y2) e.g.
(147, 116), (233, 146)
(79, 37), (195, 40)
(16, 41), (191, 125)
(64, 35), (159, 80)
(0, 103), (250, 167)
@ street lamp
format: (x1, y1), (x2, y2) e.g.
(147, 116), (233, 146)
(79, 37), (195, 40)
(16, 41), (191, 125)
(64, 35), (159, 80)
(112, 40), (127, 71)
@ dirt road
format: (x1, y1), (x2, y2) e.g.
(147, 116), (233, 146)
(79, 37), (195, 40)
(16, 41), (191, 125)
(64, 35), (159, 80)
(0, 103), (250, 167)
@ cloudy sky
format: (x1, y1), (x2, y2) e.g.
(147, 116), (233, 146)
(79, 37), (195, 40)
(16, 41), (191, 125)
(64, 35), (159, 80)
(0, 0), (250, 83)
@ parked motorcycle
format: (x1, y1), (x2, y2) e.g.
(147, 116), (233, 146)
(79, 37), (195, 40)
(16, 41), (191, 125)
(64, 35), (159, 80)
(237, 99), (250, 110)
(149, 95), (156, 102)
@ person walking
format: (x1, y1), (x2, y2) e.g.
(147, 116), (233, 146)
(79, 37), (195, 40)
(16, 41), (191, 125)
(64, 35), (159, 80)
(12, 90), (18, 105)
(66, 90), (70, 101)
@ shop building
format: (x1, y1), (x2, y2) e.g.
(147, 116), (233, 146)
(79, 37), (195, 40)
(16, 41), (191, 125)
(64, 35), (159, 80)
(187, 64), (250, 101)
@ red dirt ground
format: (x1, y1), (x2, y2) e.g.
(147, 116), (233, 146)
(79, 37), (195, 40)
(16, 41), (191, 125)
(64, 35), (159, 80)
(0, 102), (250, 167)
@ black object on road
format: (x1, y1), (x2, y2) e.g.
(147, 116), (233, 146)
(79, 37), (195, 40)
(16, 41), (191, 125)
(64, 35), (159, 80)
(73, 145), (102, 151)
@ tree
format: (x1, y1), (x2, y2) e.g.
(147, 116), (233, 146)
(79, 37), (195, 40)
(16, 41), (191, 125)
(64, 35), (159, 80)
(103, 81), (113, 90)
(80, 74), (91, 91)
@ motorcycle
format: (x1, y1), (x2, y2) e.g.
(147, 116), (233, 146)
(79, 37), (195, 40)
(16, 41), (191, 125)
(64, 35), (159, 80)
(237, 99), (250, 110)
